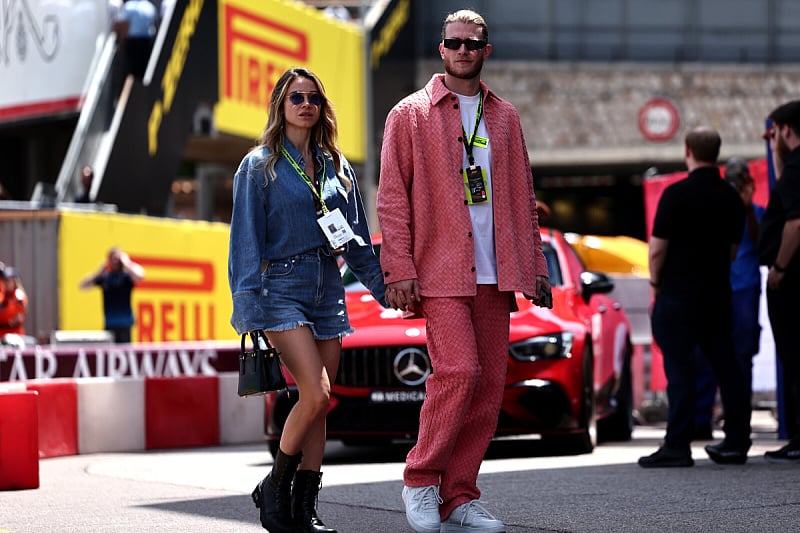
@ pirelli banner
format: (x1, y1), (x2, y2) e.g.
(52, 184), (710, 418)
(59, 211), (232, 342)
(215, 0), (366, 162)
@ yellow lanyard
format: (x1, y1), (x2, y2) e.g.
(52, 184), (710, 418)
(281, 147), (329, 215)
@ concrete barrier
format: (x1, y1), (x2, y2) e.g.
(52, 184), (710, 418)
(0, 374), (265, 458)
(0, 390), (40, 490)
(77, 377), (146, 454)
(145, 375), (220, 449)
(24, 379), (79, 458)
(218, 372), (266, 444)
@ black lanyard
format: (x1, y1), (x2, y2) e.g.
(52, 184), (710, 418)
(460, 91), (484, 167)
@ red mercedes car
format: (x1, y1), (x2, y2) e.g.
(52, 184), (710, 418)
(264, 228), (633, 455)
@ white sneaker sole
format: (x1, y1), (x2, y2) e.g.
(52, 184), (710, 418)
(405, 516), (441, 533)
(441, 523), (505, 533)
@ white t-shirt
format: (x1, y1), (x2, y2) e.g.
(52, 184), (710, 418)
(455, 92), (497, 284)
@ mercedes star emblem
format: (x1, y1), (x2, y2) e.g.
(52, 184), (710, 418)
(393, 348), (431, 386)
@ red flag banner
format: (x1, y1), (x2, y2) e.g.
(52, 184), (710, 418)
(643, 158), (769, 239)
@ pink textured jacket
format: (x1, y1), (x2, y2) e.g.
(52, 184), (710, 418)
(377, 74), (548, 298)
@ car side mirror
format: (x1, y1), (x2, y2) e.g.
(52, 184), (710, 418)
(580, 271), (614, 303)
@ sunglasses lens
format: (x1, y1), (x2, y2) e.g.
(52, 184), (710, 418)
(288, 92), (322, 106)
(443, 38), (486, 51)
(443, 38), (461, 50)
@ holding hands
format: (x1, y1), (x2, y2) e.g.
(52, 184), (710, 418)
(385, 279), (420, 312)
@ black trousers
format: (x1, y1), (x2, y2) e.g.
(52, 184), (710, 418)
(125, 37), (154, 80)
(108, 326), (131, 344)
(767, 284), (800, 444)
(652, 292), (752, 451)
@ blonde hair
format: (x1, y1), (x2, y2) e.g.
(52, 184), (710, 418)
(256, 67), (351, 191)
(441, 9), (489, 41)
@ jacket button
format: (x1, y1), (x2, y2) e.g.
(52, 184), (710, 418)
(464, 200), (469, 205)
(384, 272), (390, 277)
(457, 137), (462, 142)
(471, 267), (476, 272)
(453, 104), (459, 109)
(467, 232), (472, 237)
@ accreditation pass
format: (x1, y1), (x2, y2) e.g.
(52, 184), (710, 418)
(317, 208), (355, 249)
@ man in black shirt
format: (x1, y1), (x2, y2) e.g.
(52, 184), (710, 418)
(640, 127), (752, 467)
(79, 247), (145, 343)
(758, 100), (800, 464)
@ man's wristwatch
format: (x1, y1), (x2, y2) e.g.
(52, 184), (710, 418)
(773, 262), (786, 273)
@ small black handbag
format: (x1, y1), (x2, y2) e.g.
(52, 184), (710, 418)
(237, 330), (287, 397)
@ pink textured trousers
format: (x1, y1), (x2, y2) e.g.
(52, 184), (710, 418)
(403, 284), (511, 519)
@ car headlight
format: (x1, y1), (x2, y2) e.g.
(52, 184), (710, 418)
(509, 332), (574, 362)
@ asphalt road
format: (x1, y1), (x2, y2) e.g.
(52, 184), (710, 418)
(1, 410), (796, 533)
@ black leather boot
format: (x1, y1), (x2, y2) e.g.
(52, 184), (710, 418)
(251, 449), (302, 532)
(292, 470), (337, 533)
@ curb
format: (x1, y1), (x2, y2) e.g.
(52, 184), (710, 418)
(2, 373), (264, 458)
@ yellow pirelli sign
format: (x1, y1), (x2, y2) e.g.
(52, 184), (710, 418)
(59, 212), (233, 342)
(215, 0), (365, 162)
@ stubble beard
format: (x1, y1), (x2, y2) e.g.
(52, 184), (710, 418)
(444, 55), (484, 81)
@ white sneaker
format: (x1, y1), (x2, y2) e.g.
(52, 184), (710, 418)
(401, 485), (442, 533)
(441, 500), (505, 532)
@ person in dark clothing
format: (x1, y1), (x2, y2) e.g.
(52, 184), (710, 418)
(640, 126), (752, 468)
(758, 99), (800, 464)
(75, 165), (94, 203)
(117, 0), (158, 80)
(693, 158), (766, 439)
(79, 247), (145, 343)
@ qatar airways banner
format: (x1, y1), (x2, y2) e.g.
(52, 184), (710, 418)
(0, 0), (110, 123)
(0, 341), (239, 381)
(642, 158), (770, 239)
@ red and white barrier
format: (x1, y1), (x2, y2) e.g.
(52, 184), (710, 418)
(77, 377), (146, 454)
(1, 372), (265, 463)
(145, 375), (220, 449)
(0, 388), (40, 490)
(25, 379), (79, 457)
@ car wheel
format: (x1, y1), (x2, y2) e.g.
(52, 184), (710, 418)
(542, 339), (597, 455)
(340, 438), (393, 448)
(575, 341), (597, 453)
(598, 341), (634, 442)
(546, 341), (596, 454)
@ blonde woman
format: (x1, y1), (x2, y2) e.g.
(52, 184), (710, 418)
(227, 67), (386, 533)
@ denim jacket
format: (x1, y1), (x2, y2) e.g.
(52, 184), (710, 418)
(228, 140), (386, 334)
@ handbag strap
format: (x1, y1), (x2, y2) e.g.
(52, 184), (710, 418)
(241, 330), (274, 353)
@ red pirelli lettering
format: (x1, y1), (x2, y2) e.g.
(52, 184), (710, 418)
(223, 5), (308, 99)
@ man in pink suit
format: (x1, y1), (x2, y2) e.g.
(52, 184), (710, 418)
(377, 8), (551, 533)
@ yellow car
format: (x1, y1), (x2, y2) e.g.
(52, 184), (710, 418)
(564, 233), (649, 277)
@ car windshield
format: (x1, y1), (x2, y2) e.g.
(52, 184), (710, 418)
(341, 242), (562, 291)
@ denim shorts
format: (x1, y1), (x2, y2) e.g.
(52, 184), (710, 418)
(260, 248), (353, 340)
